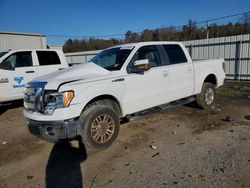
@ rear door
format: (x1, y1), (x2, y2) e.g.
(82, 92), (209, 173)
(35, 51), (66, 77)
(162, 44), (194, 100)
(0, 51), (37, 102)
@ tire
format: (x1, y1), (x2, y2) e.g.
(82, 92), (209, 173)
(196, 82), (216, 109)
(79, 104), (120, 150)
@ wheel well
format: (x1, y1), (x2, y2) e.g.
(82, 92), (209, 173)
(204, 74), (217, 86)
(84, 95), (122, 116)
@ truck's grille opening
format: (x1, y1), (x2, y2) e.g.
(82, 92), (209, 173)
(28, 123), (41, 136)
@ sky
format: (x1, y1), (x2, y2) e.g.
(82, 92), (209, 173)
(0, 0), (250, 45)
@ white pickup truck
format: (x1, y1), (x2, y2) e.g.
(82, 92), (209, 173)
(23, 42), (226, 150)
(0, 49), (68, 105)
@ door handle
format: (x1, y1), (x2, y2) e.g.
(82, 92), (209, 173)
(58, 68), (64, 70)
(25, 71), (35, 73)
(187, 67), (192, 73)
(112, 78), (125, 82)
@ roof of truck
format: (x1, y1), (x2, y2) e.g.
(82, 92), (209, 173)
(6, 49), (62, 52)
(108, 41), (183, 50)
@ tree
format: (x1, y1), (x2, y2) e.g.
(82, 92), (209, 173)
(238, 13), (250, 24)
(63, 39), (74, 52)
(141, 29), (154, 41)
(125, 31), (133, 43)
(63, 16), (250, 52)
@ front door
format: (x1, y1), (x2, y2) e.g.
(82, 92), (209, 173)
(0, 51), (37, 102)
(124, 45), (171, 114)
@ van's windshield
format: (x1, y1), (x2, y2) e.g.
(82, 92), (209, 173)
(90, 47), (133, 71)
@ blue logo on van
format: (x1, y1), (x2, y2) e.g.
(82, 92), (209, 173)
(13, 77), (25, 88)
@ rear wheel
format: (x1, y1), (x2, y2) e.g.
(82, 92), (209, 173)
(196, 82), (215, 109)
(79, 104), (120, 150)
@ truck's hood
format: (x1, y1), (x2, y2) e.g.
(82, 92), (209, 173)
(33, 62), (111, 90)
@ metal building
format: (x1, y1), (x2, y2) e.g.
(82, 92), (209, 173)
(65, 50), (101, 65)
(48, 44), (63, 50)
(0, 31), (47, 51)
(184, 34), (250, 80)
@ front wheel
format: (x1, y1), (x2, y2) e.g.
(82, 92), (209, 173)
(79, 105), (120, 151)
(196, 82), (216, 109)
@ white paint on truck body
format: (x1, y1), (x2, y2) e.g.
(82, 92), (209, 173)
(23, 42), (225, 121)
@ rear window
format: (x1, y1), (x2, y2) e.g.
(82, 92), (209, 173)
(163, 45), (187, 64)
(37, 51), (61, 66)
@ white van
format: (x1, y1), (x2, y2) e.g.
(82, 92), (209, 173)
(0, 49), (68, 104)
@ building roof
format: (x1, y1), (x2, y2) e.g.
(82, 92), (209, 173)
(0, 31), (45, 37)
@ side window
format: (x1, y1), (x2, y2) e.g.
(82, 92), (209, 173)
(2, 52), (33, 68)
(163, 45), (187, 64)
(130, 46), (161, 69)
(37, 51), (61, 66)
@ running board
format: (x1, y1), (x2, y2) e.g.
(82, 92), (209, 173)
(125, 97), (195, 122)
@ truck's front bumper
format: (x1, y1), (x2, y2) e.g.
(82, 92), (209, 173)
(23, 103), (82, 122)
(27, 119), (79, 142)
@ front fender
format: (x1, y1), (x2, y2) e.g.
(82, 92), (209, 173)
(69, 82), (125, 117)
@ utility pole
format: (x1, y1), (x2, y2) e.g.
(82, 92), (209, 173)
(206, 21), (209, 39)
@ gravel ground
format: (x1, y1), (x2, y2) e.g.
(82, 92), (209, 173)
(0, 93), (250, 188)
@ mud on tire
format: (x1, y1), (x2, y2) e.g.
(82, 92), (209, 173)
(196, 82), (216, 109)
(79, 105), (120, 151)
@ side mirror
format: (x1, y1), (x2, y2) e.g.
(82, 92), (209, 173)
(131, 59), (149, 73)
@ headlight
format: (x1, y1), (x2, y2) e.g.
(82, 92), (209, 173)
(44, 91), (74, 115)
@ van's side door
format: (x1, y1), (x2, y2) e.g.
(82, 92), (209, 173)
(0, 51), (37, 102)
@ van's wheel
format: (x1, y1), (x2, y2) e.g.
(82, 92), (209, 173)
(196, 82), (215, 109)
(79, 105), (120, 150)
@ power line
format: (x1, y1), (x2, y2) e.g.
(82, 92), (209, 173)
(47, 33), (125, 38)
(160, 11), (250, 29)
(46, 33), (126, 39)
(201, 11), (250, 23)
(46, 11), (250, 39)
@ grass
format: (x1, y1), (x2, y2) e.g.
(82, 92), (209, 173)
(217, 81), (250, 98)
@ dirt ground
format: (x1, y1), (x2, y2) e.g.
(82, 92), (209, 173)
(0, 83), (250, 188)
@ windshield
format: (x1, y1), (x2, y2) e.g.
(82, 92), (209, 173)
(0, 52), (8, 58)
(90, 47), (133, 71)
